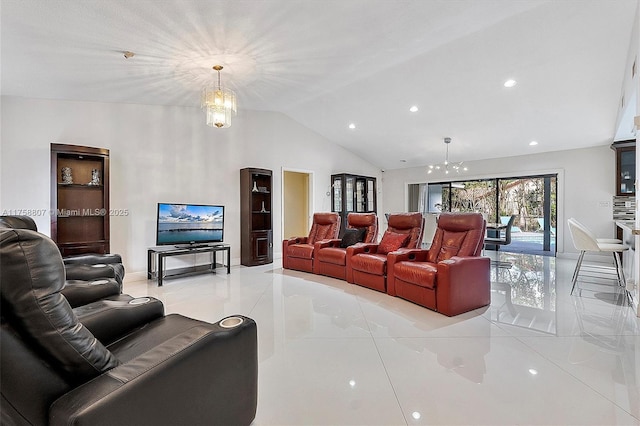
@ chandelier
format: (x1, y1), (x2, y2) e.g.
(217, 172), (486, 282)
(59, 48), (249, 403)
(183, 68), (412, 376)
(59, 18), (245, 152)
(201, 65), (237, 128)
(427, 137), (467, 175)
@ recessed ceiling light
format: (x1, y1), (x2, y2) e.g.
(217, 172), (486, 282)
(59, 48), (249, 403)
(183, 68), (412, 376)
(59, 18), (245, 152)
(409, 106), (419, 112)
(529, 140), (538, 146)
(504, 79), (517, 88)
(348, 123), (356, 130)
(528, 368), (538, 375)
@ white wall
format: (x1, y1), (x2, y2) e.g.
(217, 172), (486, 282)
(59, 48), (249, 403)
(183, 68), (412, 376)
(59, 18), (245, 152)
(613, 0), (639, 315)
(615, 0), (639, 141)
(381, 145), (616, 255)
(0, 95), (621, 274)
(0, 96), (381, 276)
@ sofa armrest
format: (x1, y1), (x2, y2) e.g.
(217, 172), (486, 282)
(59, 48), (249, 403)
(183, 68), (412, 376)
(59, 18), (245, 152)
(435, 256), (491, 316)
(50, 315), (258, 426)
(73, 295), (165, 345)
(283, 236), (310, 268)
(344, 243), (380, 283)
(385, 249), (431, 296)
(62, 278), (121, 308)
(284, 236), (308, 245)
(347, 242), (379, 256)
(64, 263), (125, 287)
(387, 248), (428, 263)
(312, 239), (342, 274)
(315, 239), (341, 250)
(63, 254), (123, 265)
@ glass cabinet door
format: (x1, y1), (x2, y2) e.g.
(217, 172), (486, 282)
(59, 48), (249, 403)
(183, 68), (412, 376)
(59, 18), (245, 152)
(332, 177), (342, 212)
(346, 177), (354, 212)
(331, 173), (377, 236)
(619, 149), (636, 194)
(612, 142), (636, 196)
(366, 179), (375, 211)
(355, 179), (366, 212)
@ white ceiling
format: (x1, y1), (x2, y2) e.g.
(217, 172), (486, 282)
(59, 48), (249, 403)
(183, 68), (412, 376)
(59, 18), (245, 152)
(1, 0), (637, 170)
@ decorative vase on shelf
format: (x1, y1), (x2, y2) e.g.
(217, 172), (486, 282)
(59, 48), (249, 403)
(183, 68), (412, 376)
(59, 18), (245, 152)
(88, 169), (100, 186)
(261, 201), (267, 213)
(252, 181), (259, 192)
(61, 167), (73, 184)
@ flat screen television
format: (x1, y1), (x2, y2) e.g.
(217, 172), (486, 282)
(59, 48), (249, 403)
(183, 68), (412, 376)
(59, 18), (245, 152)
(156, 203), (224, 246)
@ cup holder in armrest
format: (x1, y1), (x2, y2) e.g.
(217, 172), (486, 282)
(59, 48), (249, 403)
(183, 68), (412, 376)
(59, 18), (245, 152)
(219, 316), (244, 329)
(129, 297), (151, 305)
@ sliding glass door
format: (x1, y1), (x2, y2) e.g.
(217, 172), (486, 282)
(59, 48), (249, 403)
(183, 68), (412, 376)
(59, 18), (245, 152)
(408, 173), (557, 255)
(495, 176), (556, 254)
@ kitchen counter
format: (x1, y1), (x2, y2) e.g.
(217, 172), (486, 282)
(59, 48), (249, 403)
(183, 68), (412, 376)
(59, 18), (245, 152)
(615, 220), (640, 236)
(615, 220), (638, 317)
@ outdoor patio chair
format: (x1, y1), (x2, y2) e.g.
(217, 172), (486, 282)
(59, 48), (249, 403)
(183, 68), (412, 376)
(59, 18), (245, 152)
(484, 214), (516, 249)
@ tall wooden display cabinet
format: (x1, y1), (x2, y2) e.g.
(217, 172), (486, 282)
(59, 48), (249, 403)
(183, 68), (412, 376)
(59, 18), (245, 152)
(51, 143), (110, 256)
(240, 168), (273, 266)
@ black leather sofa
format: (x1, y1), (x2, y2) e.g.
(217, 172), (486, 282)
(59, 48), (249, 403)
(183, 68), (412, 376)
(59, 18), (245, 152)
(0, 228), (258, 425)
(0, 215), (124, 307)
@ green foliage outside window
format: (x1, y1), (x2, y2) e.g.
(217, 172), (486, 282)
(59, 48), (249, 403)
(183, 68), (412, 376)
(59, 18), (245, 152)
(428, 175), (556, 233)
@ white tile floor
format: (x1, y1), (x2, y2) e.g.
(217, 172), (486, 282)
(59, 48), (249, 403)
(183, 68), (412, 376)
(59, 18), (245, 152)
(126, 252), (640, 425)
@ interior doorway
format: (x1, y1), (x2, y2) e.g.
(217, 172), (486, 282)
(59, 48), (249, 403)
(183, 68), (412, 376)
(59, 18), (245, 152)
(282, 169), (313, 240)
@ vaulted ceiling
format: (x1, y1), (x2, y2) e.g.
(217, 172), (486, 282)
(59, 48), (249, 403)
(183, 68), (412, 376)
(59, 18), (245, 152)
(1, 0), (637, 169)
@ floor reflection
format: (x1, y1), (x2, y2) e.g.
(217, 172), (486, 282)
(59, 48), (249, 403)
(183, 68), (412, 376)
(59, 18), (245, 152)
(393, 331), (490, 384)
(568, 297), (640, 417)
(490, 253), (557, 334)
(124, 252), (640, 424)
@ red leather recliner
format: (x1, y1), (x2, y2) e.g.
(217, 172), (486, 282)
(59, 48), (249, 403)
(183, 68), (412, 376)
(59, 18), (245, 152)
(313, 213), (378, 280)
(347, 212), (424, 292)
(387, 212), (490, 316)
(282, 212), (341, 273)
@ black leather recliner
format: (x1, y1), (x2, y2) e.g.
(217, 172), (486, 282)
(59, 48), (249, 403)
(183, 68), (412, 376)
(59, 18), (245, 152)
(0, 215), (124, 306)
(0, 216), (165, 343)
(0, 228), (258, 425)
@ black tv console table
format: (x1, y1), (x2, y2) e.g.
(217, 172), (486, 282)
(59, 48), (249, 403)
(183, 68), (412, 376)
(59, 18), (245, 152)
(147, 244), (231, 286)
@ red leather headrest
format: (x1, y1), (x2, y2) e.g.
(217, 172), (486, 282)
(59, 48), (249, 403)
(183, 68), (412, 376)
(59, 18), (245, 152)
(314, 212), (340, 225)
(388, 212), (422, 230)
(347, 213), (376, 227)
(437, 213), (484, 232)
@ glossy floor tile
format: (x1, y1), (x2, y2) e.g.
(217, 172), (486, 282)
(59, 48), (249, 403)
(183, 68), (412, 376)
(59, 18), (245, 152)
(125, 252), (640, 425)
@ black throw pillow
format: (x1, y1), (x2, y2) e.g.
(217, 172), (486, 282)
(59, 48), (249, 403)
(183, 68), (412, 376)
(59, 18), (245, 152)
(340, 228), (367, 248)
